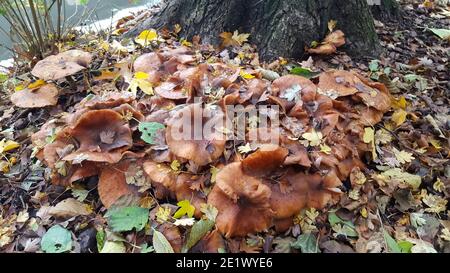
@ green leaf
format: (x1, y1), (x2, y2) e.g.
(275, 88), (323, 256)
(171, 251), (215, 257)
(289, 67), (320, 79)
(182, 219), (215, 252)
(398, 241), (413, 253)
(429, 28), (450, 40)
(152, 229), (174, 253)
(100, 241), (126, 253)
(173, 200), (195, 219)
(41, 225), (72, 253)
(138, 122), (165, 144)
(96, 229), (105, 252)
(140, 243), (154, 253)
(291, 233), (318, 253)
(383, 230), (401, 253)
(328, 212), (358, 237)
(369, 60), (379, 72)
(105, 206), (149, 232)
(72, 188), (89, 202)
(0, 73), (7, 83)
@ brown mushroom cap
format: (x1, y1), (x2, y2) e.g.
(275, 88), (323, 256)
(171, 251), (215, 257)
(207, 162), (273, 237)
(241, 144), (288, 177)
(98, 161), (139, 208)
(142, 160), (177, 194)
(166, 103), (226, 167)
(318, 70), (364, 97)
(11, 84), (59, 108)
(31, 49), (92, 81)
(272, 75), (317, 102)
(133, 52), (163, 73)
(63, 109), (132, 163)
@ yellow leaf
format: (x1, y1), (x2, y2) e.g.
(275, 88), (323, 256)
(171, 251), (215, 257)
(360, 207), (368, 218)
(94, 70), (120, 81)
(15, 84), (25, 91)
(363, 127), (376, 160)
(135, 30), (158, 47)
(174, 24), (182, 34)
(129, 72), (154, 96)
(170, 160), (180, 172)
(239, 70), (255, 79)
(393, 147), (414, 164)
(328, 20), (337, 32)
(231, 30), (250, 45)
(156, 206), (171, 223)
(210, 166), (219, 183)
(173, 200), (195, 219)
(27, 79), (46, 90)
(392, 96), (407, 110)
(392, 109), (407, 127)
(433, 178), (445, 193)
(320, 144), (332, 154)
(429, 139), (441, 150)
(134, 71), (149, 80)
(181, 39), (192, 47)
(0, 139), (20, 154)
(302, 129), (323, 147)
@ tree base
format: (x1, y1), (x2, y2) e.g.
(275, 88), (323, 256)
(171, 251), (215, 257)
(128, 0), (382, 61)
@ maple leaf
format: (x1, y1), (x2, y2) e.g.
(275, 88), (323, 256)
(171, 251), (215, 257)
(239, 70), (255, 79)
(220, 30), (250, 47)
(173, 200), (195, 219)
(232, 30), (250, 45)
(320, 144), (332, 154)
(302, 129), (322, 147)
(200, 203), (218, 221)
(238, 143), (253, 154)
(155, 206), (171, 223)
(170, 160), (181, 172)
(375, 129), (392, 145)
(422, 194), (447, 213)
(393, 148), (414, 164)
(433, 178), (445, 193)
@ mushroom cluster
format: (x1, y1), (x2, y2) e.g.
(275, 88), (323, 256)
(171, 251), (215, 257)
(32, 41), (391, 239)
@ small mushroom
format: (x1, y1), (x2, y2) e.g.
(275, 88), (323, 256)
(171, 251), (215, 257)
(207, 162), (273, 238)
(11, 83), (59, 108)
(31, 49), (92, 81)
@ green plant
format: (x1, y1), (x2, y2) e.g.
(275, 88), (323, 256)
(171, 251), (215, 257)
(0, 0), (93, 61)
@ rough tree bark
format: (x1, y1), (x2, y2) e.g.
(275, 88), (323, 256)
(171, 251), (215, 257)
(128, 0), (382, 61)
(370, 0), (401, 21)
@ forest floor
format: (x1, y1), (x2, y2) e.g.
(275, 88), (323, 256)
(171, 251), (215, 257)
(0, 1), (449, 253)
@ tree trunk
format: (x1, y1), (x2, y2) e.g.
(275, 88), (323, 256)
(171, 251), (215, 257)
(128, 0), (381, 61)
(370, 0), (401, 21)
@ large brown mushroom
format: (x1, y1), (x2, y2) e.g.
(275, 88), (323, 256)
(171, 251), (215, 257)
(63, 109), (132, 164)
(31, 49), (92, 81)
(11, 84), (59, 108)
(166, 103), (226, 167)
(241, 144), (288, 177)
(207, 162), (273, 238)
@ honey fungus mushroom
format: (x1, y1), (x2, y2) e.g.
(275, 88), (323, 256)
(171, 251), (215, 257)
(11, 84), (59, 108)
(31, 49), (93, 81)
(166, 103), (226, 167)
(63, 109), (133, 163)
(207, 162), (273, 238)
